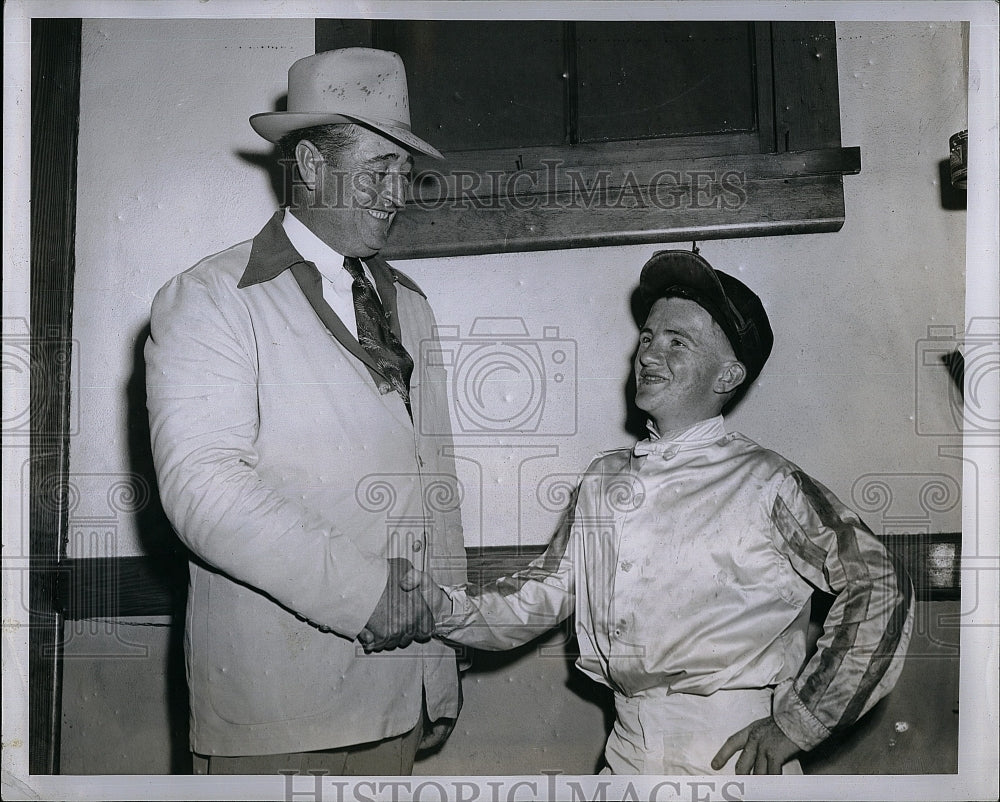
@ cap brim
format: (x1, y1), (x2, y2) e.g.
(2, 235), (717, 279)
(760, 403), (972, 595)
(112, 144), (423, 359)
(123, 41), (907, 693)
(249, 111), (444, 160)
(638, 252), (728, 318)
(637, 251), (746, 362)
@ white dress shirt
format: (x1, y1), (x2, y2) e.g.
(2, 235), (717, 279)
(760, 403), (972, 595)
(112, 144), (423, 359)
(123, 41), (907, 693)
(281, 208), (380, 337)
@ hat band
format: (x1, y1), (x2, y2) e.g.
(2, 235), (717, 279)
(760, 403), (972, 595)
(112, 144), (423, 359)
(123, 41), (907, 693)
(323, 112), (413, 133)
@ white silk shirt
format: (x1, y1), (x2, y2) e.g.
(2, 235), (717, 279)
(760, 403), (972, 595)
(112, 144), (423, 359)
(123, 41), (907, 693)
(436, 417), (913, 773)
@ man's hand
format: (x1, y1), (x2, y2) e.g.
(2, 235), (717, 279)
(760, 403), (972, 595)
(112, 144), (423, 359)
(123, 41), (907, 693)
(357, 558), (433, 653)
(711, 716), (799, 775)
(407, 564), (453, 622)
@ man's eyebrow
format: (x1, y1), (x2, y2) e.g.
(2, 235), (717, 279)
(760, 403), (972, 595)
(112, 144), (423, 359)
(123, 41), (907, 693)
(641, 324), (695, 340)
(665, 327), (693, 339)
(367, 152), (413, 168)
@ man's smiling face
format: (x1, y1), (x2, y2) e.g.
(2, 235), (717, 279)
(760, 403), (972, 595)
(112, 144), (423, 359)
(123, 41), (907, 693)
(634, 296), (743, 433)
(305, 126), (413, 258)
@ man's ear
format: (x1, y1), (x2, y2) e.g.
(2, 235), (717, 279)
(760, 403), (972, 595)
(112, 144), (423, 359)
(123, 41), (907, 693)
(294, 140), (325, 190)
(716, 361), (747, 395)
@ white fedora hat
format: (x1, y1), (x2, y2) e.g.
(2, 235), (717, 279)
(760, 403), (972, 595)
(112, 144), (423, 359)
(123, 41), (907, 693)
(250, 48), (443, 160)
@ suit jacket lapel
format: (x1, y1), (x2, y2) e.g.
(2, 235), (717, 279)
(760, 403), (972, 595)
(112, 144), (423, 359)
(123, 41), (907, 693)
(289, 261), (386, 380)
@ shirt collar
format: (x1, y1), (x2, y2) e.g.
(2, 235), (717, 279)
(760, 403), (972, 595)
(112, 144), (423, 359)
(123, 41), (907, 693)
(236, 210), (426, 299)
(237, 210), (308, 289)
(634, 415), (727, 457)
(280, 208), (346, 284)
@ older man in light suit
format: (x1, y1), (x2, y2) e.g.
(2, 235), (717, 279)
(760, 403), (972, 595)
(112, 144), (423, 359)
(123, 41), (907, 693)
(146, 48), (466, 776)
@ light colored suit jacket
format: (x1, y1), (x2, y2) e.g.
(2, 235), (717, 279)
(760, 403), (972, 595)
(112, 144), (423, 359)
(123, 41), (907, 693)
(146, 212), (466, 756)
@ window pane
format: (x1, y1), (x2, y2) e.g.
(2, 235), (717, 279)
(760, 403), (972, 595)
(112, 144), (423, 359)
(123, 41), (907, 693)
(376, 21), (567, 152)
(575, 22), (758, 142)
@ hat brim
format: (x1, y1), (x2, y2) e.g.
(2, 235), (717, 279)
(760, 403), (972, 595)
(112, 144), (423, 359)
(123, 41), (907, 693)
(249, 111), (444, 160)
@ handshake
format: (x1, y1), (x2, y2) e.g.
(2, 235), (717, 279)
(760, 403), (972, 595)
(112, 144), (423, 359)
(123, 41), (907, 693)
(357, 557), (451, 653)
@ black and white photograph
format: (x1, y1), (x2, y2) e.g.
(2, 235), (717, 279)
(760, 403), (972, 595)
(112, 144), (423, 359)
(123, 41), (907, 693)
(2, 1), (997, 800)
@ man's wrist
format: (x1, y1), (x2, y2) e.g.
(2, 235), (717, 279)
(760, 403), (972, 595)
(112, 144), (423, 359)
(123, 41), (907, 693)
(771, 682), (830, 752)
(431, 586), (468, 634)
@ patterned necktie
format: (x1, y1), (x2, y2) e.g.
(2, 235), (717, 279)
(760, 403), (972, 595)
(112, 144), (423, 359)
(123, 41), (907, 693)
(343, 257), (414, 410)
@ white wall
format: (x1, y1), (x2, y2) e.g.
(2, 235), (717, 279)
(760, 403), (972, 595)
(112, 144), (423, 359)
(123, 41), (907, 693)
(68, 19), (967, 560)
(62, 17), (968, 774)
(68, 18), (315, 559)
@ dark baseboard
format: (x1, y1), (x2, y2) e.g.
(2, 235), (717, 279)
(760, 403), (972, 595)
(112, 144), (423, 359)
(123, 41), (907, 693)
(52, 533), (960, 621)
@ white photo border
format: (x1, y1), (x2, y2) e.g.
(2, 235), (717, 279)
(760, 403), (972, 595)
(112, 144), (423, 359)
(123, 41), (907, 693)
(3, 1), (997, 800)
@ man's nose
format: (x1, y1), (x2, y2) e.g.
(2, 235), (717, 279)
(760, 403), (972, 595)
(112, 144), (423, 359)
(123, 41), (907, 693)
(382, 175), (407, 208)
(637, 344), (660, 365)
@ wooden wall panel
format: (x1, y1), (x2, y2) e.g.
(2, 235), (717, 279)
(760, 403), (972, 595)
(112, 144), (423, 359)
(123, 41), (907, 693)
(29, 17), (82, 776)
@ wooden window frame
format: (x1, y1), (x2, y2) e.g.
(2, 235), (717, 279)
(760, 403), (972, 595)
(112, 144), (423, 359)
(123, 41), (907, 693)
(316, 19), (861, 259)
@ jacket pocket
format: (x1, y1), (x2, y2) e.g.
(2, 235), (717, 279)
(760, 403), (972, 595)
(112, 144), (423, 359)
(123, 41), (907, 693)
(205, 572), (350, 725)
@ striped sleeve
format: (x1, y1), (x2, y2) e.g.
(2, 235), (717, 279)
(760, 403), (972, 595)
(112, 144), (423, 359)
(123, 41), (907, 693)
(769, 470), (914, 751)
(433, 486), (579, 651)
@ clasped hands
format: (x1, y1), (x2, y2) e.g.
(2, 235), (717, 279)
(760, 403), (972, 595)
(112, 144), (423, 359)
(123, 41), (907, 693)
(357, 559), (459, 752)
(357, 557), (448, 653)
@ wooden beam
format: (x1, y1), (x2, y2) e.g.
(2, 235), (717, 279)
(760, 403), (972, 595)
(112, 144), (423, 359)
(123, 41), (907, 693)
(315, 20), (856, 259)
(772, 21), (843, 151)
(384, 172), (852, 259)
(54, 533), (961, 622)
(408, 147), (862, 204)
